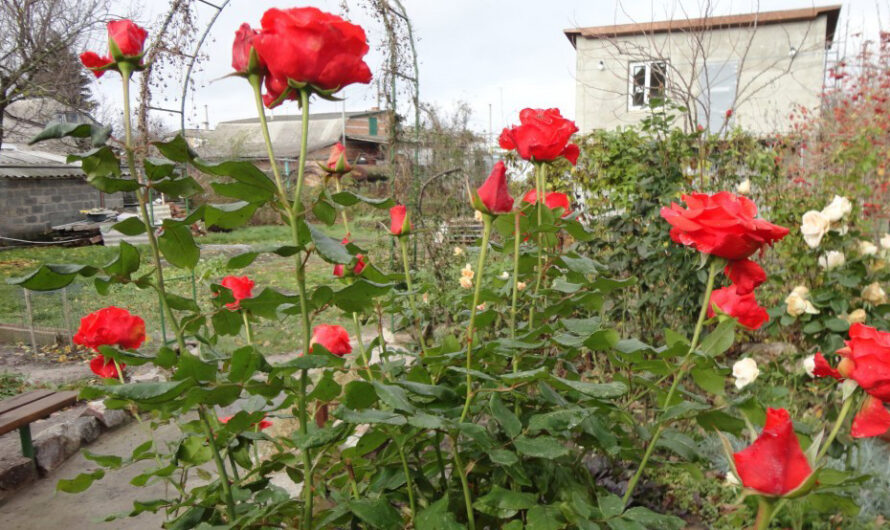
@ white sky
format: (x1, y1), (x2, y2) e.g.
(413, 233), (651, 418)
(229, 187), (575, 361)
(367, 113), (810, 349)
(96, 0), (887, 135)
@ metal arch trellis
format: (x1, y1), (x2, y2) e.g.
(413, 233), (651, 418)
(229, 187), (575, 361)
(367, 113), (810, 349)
(144, 0), (230, 344)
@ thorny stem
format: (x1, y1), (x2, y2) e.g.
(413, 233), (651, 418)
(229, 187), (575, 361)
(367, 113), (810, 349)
(352, 311), (373, 380)
(754, 496), (775, 530)
(817, 393), (855, 462)
(528, 163), (547, 327)
(399, 236), (428, 356)
(249, 75), (290, 206)
(460, 214), (493, 423)
(396, 438), (417, 522)
(198, 406), (236, 521)
(622, 259), (720, 507)
(241, 310), (252, 345)
(452, 436), (476, 530)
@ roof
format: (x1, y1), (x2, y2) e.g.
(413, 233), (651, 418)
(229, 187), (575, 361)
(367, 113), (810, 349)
(564, 5), (841, 48)
(0, 146), (84, 179)
(219, 109), (385, 125)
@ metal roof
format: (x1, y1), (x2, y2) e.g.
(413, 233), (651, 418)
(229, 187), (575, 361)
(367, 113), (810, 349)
(564, 5), (842, 48)
(0, 147), (84, 179)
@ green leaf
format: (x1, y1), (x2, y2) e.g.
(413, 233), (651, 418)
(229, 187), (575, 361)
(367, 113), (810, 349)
(30, 121), (111, 147)
(513, 435), (569, 459)
(527, 504), (566, 530)
(528, 408), (592, 434)
(82, 451), (123, 469)
(204, 201), (258, 229)
(622, 506), (685, 528)
(488, 449), (519, 466)
(103, 241), (140, 279)
(549, 375), (627, 399)
(158, 221), (199, 269)
(333, 406), (406, 425)
(8, 263), (99, 290)
(293, 423), (350, 450)
(416, 495), (464, 530)
(176, 436), (212, 465)
(239, 288), (297, 319)
(308, 371), (341, 402)
(332, 280), (393, 313)
(598, 493), (624, 518)
(229, 346), (261, 383)
(152, 135), (198, 163)
(347, 498), (403, 528)
(56, 470), (105, 493)
(308, 223), (351, 264)
(87, 379), (193, 404)
(698, 319), (735, 357)
(313, 198), (338, 226)
(111, 217), (147, 235)
(165, 292), (200, 312)
(696, 410), (746, 435)
(660, 400), (709, 421)
(331, 191), (395, 209)
(690, 366), (726, 396)
(490, 394), (521, 439)
(473, 485), (537, 518)
(824, 318), (850, 333)
(398, 381), (457, 401)
(143, 158), (176, 180)
(371, 381), (415, 412)
(343, 380), (378, 409)
(151, 176), (203, 198)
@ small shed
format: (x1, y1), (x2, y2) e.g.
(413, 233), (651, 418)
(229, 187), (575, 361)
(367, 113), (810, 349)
(0, 145), (123, 241)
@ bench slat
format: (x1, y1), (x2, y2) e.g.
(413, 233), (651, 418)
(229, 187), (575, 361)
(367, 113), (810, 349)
(0, 389), (56, 416)
(0, 391), (78, 436)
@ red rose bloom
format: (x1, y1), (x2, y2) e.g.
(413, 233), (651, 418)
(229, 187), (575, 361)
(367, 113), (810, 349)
(333, 239), (366, 277)
(733, 408), (812, 496)
(219, 415), (273, 431)
(474, 161), (514, 215)
(74, 306), (146, 351)
(221, 275), (255, 310)
(724, 258), (766, 295)
(325, 142), (351, 174)
(708, 284), (769, 329)
(90, 354), (125, 379)
(253, 7), (372, 95)
(661, 192), (789, 261)
(851, 396), (890, 438)
(79, 51), (114, 78)
(812, 352), (842, 379)
(522, 189), (572, 217)
(262, 73), (297, 108)
(389, 204), (411, 236)
(841, 323), (890, 401)
(108, 19), (148, 58)
(499, 108), (580, 165)
(310, 324), (352, 356)
(232, 23), (265, 76)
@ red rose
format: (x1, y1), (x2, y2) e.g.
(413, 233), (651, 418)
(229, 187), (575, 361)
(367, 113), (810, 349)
(262, 73), (297, 108)
(839, 323), (890, 401)
(812, 352), (843, 379)
(708, 285), (769, 329)
(74, 306), (146, 351)
(661, 192), (789, 260)
(851, 396), (890, 438)
(325, 142), (352, 174)
(108, 19), (148, 58)
(253, 7), (372, 96)
(499, 108), (580, 165)
(333, 238), (366, 277)
(232, 23), (265, 76)
(474, 161), (514, 215)
(389, 204), (411, 236)
(221, 275), (255, 310)
(79, 51), (114, 78)
(310, 324), (352, 356)
(522, 189), (572, 217)
(220, 415), (273, 431)
(724, 258), (766, 295)
(90, 354), (125, 379)
(733, 408), (812, 496)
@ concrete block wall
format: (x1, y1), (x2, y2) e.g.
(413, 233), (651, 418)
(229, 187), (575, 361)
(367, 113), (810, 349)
(0, 178), (123, 239)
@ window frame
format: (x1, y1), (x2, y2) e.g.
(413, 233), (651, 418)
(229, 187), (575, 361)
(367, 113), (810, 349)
(627, 60), (669, 111)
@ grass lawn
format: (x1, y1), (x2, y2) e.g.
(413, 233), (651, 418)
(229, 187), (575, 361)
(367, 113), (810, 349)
(0, 216), (392, 356)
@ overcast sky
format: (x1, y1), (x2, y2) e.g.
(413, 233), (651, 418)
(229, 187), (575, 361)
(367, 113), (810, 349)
(97, 0), (887, 135)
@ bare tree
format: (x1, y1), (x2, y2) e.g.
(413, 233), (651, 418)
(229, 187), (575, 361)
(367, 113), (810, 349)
(0, 0), (110, 148)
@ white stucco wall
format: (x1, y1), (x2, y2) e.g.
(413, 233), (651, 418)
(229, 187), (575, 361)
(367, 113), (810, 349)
(573, 16), (830, 135)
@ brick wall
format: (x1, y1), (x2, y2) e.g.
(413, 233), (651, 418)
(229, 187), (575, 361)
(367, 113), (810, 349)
(0, 177), (123, 239)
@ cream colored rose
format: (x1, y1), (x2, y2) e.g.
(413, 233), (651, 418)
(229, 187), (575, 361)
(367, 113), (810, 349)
(453, 246), (464, 257)
(499, 271), (509, 280)
(736, 178), (751, 195)
(732, 358), (760, 389)
(474, 210), (483, 222)
(785, 287), (818, 316)
(859, 240), (878, 256)
(803, 355), (816, 377)
(818, 250), (845, 270)
(517, 281), (527, 291)
(846, 308), (867, 324)
(461, 263), (474, 280)
(801, 210), (830, 248)
(459, 276), (473, 289)
(821, 195), (852, 222)
(863, 282), (887, 305)
(881, 234), (890, 250)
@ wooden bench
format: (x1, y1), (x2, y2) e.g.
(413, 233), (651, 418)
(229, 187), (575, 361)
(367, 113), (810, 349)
(0, 390), (78, 458)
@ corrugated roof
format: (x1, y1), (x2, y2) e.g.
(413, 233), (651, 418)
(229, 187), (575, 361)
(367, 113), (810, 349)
(0, 147), (84, 179)
(564, 5), (841, 47)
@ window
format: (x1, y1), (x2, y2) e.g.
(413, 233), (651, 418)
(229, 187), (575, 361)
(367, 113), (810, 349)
(368, 116), (378, 136)
(628, 61), (667, 109)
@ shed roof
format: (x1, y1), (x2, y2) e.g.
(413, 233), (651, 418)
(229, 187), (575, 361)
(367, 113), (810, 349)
(564, 5), (842, 47)
(0, 146), (84, 179)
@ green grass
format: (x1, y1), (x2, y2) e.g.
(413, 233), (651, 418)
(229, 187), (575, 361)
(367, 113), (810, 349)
(0, 220), (394, 356)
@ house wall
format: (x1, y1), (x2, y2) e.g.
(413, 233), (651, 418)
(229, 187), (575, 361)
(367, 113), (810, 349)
(0, 178), (123, 239)
(345, 113), (389, 138)
(573, 16), (829, 134)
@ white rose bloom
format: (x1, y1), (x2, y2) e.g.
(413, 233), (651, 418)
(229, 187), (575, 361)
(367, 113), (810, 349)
(881, 234), (890, 250)
(453, 246), (464, 257)
(859, 240), (879, 256)
(847, 308), (867, 324)
(833, 224), (849, 235)
(461, 263), (474, 279)
(732, 358), (760, 389)
(785, 288), (818, 316)
(801, 210), (830, 248)
(803, 355), (816, 377)
(459, 276), (473, 289)
(499, 271), (509, 280)
(725, 472), (741, 486)
(791, 285), (810, 298)
(863, 282), (888, 305)
(474, 210), (484, 221)
(736, 179), (751, 195)
(818, 250), (845, 270)
(821, 195), (852, 222)
(517, 281), (527, 291)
